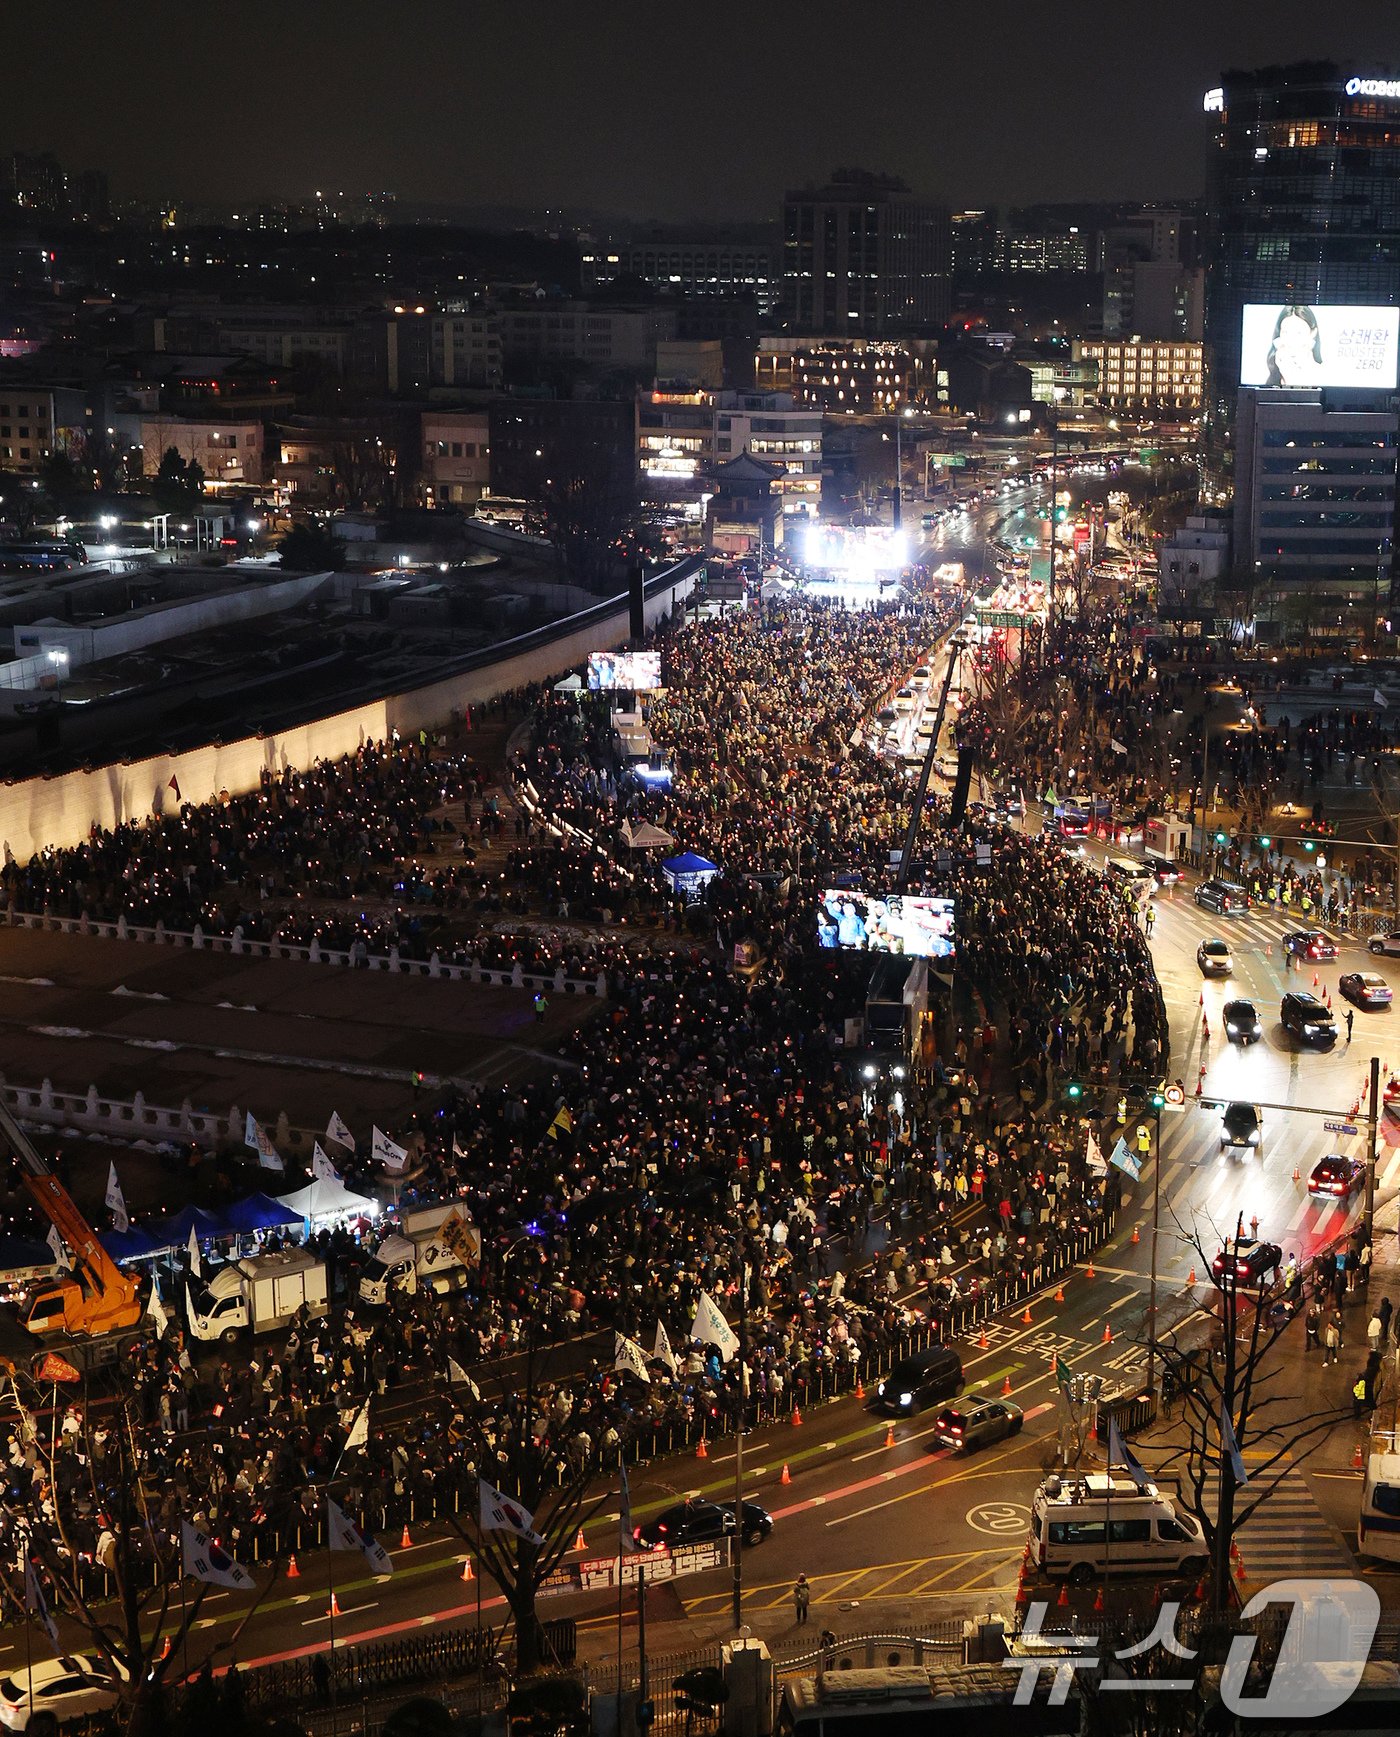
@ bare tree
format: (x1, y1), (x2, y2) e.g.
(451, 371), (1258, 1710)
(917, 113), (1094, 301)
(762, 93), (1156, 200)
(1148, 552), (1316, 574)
(536, 423), (636, 594)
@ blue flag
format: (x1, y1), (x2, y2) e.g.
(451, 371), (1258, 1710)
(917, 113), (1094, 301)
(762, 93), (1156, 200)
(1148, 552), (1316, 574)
(1220, 1406), (1249, 1485)
(1108, 1414), (1151, 1491)
(1110, 1135), (1142, 1181)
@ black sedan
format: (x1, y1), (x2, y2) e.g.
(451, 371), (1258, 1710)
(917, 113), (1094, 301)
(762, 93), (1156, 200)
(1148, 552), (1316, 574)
(1308, 1154), (1366, 1199)
(1282, 929), (1338, 960)
(1212, 1238), (1283, 1287)
(1220, 1102), (1262, 1149)
(634, 1498), (773, 1552)
(931, 1398), (1023, 1453)
(1223, 999), (1262, 1044)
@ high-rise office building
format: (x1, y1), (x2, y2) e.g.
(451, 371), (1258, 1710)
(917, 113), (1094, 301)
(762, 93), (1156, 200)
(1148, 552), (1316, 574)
(1202, 63), (1400, 459)
(782, 169), (950, 334)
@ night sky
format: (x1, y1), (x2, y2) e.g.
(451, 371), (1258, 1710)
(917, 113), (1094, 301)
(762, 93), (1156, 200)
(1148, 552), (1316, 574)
(9, 2), (1396, 218)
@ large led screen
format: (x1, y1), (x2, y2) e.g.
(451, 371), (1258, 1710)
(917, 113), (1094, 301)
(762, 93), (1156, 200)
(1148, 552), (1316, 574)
(1240, 304), (1400, 390)
(817, 890), (955, 960)
(587, 650), (662, 691)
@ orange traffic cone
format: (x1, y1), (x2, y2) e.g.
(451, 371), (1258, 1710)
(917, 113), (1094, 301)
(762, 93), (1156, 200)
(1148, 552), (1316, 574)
(1199, 990), (1204, 1007)
(1131, 1225), (1140, 1245)
(1354, 1442), (1365, 1470)
(1002, 1373), (1013, 1395)
(1054, 1284), (1065, 1303)
(461, 1556), (474, 1582)
(781, 1463), (792, 1485)
(574, 1528), (586, 1552)
(791, 1405), (803, 1427)
(1021, 1304), (1033, 1325)
(1313, 971), (1319, 987)
(855, 1378), (865, 1401)
(329, 1592), (342, 1618)
(1293, 1162), (1301, 1183)
(286, 1553), (300, 1579)
(1194, 1578), (1208, 1602)
(1016, 1577), (1031, 1608)
(1093, 1585), (1105, 1613)
(1057, 1582), (1070, 1607)
(1102, 1324), (1113, 1344)
(1085, 1261), (1096, 1280)
(1195, 1078), (1202, 1099)
(884, 1422), (896, 1448)
(1187, 1267), (1197, 1285)
(159, 1636), (172, 1661)
(978, 1327), (989, 1348)
(696, 1435), (708, 1459)
(401, 1525), (412, 1550)
(1235, 1561), (1247, 1583)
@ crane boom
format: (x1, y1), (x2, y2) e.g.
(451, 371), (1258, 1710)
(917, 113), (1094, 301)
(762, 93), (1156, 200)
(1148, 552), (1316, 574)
(0, 1099), (141, 1336)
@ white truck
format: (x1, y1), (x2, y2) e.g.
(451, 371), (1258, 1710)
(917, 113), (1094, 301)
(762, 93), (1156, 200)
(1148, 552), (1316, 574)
(187, 1249), (329, 1343)
(357, 1205), (480, 1305)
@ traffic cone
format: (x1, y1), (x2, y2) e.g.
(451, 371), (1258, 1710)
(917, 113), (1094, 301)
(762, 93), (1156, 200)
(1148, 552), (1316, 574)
(884, 1422), (896, 1448)
(401, 1525), (412, 1550)
(1021, 1304), (1033, 1325)
(1085, 1261), (1096, 1280)
(286, 1554), (300, 1580)
(696, 1435), (708, 1459)
(1131, 1225), (1141, 1245)
(855, 1378), (865, 1401)
(1354, 1442), (1365, 1470)
(791, 1406), (803, 1427)
(329, 1592), (342, 1618)
(1102, 1324), (1113, 1344)
(1235, 1561), (1247, 1583)
(1016, 1576), (1031, 1608)
(1199, 990), (1204, 1007)
(1229, 1542), (1241, 1563)
(1002, 1373), (1013, 1395)
(1054, 1284), (1065, 1303)
(574, 1528), (586, 1552)
(1195, 1078), (1202, 1099)
(1094, 1585), (1105, 1613)
(461, 1556), (474, 1582)
(1194, 1579), (1208, 1602)
(978, 1326), (989, 1348)
(1313, 971), (1319, 987)
(781, 1463), (792, 1485)
(159, 1636), (172, 1661)
(1293, 1162), (1301, 1183)
(1057, 1582), (1070, 1608)
(1187, 1267), (1197, 1285)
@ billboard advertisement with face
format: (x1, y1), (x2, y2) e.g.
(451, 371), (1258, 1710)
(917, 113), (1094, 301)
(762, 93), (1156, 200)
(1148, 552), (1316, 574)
(1240, 304), (1400, 390)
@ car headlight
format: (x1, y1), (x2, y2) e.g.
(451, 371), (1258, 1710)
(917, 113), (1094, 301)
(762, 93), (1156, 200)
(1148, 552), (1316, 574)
(1248, 1131), (1260, 1144)
(898, 1391), (914, 1407)
(1226, 1023), (1239, 1034)
(862, 1064), (877, 1080)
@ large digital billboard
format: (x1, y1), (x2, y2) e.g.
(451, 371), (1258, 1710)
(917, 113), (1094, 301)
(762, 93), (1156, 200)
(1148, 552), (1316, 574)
(587, 650), (662, 692)
(817, 890), (955, 960)
(1240, 304), (1400, 390)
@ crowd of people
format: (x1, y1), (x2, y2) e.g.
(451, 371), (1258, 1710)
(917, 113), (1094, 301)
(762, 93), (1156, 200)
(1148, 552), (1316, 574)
(2, 588), (1185, 1618)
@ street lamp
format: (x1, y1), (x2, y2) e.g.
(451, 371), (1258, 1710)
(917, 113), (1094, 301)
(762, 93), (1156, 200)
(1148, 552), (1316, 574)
(45, 646), (69, 696)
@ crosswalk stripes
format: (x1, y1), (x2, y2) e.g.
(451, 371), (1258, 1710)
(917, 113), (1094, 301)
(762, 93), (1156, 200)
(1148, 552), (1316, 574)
(1201, 1464), (1356, 1579)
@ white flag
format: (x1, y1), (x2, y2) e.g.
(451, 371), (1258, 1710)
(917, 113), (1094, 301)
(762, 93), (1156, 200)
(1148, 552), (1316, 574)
(148, 1281), (170, 1340)
(24, 1549), (60, 1651)
(1085, 1128), (1108, 1177)
(615, 1332), (651, 1385)
(447, 1356), (481, 1400)
(691, 1291), (740, 1364)
(344, 1398), (370, 1452)
(187, 1224), (202, 1280)
(105, 1163), (129, 1235)
(312, 1141), (341, 1183)
(181, 1521), (254, 1590)
(326, 1111), (356, 1152)
(46, 1223), (70, 1272)
(245, 1110), (260, 1151)
(244, 1116), (283, 1172)
(372, 1126), (409, 1173)
(479, 1479), (545, 1546)
(452, 1135), (468, 1163)
(653, 1319), (678, 1375)
(327, 1497), (393, 1575)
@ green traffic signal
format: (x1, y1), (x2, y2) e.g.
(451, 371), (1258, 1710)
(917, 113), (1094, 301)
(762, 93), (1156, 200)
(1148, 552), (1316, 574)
(1214, 831), (1228, 845)
(1065, 1081), (1084, 1100)
(1257, 835), (1271, 849)
(1150, 1091), (1166, 1110)
(1303, 840), (1316, 852)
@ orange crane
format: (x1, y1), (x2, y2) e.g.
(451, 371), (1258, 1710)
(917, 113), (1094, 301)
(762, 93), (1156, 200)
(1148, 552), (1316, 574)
(0, 1101), (141, 1337)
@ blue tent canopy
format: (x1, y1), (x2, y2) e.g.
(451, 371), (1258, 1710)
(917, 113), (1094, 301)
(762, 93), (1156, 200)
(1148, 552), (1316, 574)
(100, 1225), (163, 1264)
(221, 1192), (303, 1236)
(662, 852), (718, 876)
(151, 1204), (228, 1252)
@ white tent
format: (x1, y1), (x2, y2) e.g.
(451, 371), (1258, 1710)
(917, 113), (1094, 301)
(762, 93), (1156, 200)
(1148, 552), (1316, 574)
(553, 673), (584, 694)
(621, 820), (675, 851)
(276, 1177), (379, 1224)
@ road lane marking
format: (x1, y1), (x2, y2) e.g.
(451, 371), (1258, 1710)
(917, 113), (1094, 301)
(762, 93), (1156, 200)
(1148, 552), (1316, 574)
(302, 1602), (377, 1625)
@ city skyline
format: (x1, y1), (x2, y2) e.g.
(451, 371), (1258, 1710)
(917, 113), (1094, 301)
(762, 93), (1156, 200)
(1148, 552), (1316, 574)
(6, 2), (1396, 221)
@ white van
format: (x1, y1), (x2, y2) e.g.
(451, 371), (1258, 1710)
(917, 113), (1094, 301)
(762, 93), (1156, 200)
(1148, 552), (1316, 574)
(1359, 1438), (1400, 1563)
(1030, 1472), (1209, 1582)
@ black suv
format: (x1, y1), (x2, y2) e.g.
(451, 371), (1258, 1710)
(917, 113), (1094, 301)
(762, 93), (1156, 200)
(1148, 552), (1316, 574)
(1194, 879), (1250, 915)
(1281, 991), (1337, 1048)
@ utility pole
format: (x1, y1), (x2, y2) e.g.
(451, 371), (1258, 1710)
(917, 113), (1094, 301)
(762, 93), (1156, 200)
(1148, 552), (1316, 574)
(731, 1257), (749, 1631)
(1365, 1053), (1382, 1247)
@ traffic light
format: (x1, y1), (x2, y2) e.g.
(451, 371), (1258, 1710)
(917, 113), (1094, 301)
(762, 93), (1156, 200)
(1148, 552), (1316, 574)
(1303, 840), (1316, 853)
(1150, 1089), (1166, 1111)
(1257, 835), (1271, 850)
(1065, 1080), (1085, 1101)
(1055, 505), (1068, 523)
(1214, 831), (1228, 846)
